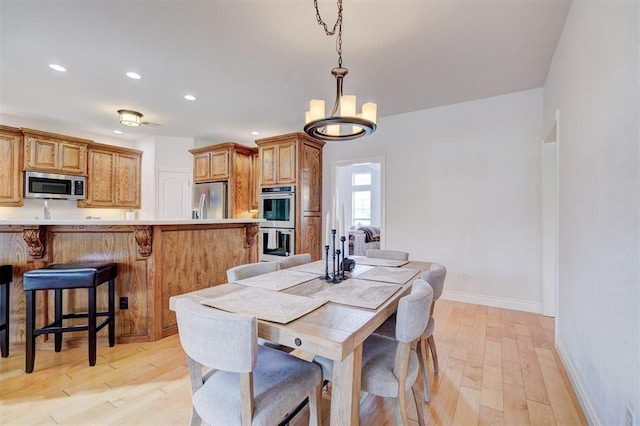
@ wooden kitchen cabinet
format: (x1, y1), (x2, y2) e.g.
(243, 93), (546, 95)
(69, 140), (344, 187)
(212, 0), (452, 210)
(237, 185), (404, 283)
(255, 133), (325, 260)
(22, 129), (89, 175)
(0, 125), (23, 206)
(191, 147), (229, 183)
(257, 137), (296, 186)
(189, 143), (254, 218)
(249, 148), (259, 211)
(79, 144), (141, 208)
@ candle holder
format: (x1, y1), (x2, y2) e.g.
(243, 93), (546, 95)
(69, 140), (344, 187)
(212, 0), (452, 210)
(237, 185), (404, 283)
(323, 244), (331, 280)
(331, 229), (341, 283)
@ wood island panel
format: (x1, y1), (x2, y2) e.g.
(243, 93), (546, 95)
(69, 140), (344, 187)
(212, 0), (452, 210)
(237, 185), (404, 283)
(0, 221), (259, 351)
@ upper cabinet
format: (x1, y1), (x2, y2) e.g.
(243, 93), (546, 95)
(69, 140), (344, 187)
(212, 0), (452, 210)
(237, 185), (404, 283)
(78, 143), (142, 209)
(257, 137), (297, 186)
(189, 143), (254, 218)
(0, 125), (23, 206)
(22, 129), (89, 175)
(192, 147), (230, 182)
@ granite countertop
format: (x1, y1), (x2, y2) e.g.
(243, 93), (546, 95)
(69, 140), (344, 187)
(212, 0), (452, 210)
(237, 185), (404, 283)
(0, 218), (264, 226)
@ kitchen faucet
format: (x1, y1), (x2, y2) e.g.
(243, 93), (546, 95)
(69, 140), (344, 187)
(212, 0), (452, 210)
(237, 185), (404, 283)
(43, 200), (51, 220)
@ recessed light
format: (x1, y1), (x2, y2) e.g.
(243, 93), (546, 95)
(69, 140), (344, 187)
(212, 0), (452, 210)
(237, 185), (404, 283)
(126, 72), (141, 80)
(184, 95), (196, 101)
(113, 130), (123, 134)
(49, 64), (66, 72)
(251, 131), (260, 136)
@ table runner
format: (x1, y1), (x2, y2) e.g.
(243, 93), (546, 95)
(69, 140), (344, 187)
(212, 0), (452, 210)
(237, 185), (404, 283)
(310, 278), (401, 310)
(355, 266), (420, 285)
(233, 269), (317, 291)
(291, 260), (373, 278)
(201, 287), (327, 324)
(352, 256), (409, 267)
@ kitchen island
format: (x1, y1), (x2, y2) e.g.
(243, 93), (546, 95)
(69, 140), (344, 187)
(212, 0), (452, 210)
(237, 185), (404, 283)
(0, 219), (261, 349)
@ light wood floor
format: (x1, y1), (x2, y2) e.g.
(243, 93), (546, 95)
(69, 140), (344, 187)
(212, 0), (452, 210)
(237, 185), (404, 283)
(0, 300), (587, 425)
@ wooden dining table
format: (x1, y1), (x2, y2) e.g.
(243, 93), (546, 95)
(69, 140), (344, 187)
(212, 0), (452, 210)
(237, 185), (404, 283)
(169, 259), (432, 425)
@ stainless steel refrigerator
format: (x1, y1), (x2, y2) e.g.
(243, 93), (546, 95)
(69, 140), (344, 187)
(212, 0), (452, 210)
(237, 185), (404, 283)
(192, 181), (228, 219)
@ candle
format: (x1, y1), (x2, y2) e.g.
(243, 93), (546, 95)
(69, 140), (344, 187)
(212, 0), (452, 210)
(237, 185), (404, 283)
(337, 218), (341, 239)
(332, 196), (336, 228)
(340, 203), (345, 238)
(325, 211), (330, 245)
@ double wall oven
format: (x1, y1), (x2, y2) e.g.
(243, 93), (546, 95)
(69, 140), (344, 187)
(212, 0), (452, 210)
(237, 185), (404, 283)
(258, 186), (295, 261)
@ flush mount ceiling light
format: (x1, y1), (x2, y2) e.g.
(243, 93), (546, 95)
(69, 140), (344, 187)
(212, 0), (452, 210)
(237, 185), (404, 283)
(304, 0), (377, 142)
(117, 109), (143, 127)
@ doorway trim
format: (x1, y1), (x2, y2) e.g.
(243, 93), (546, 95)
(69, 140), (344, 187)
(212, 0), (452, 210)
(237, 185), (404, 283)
(541, 109), (559, 318)
(331, 156), (386, 248)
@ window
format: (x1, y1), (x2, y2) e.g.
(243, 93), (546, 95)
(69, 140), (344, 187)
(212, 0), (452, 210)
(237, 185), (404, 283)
(351, 171), (372, 226)
(352, 172), (371, 186)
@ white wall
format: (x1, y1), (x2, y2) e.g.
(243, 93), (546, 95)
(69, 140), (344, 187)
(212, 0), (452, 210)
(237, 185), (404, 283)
(323, 89), (543, 312)
(543, 1), (639, 424)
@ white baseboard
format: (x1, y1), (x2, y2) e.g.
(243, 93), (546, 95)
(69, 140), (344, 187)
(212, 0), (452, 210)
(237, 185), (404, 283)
(441, 290), (541, 313)
(555, 336), (600, 426)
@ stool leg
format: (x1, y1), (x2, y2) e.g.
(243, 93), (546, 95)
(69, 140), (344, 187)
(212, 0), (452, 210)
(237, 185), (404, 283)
(88, 286), (97, 366)
(25, 290), (36, 373)
(0, 282), (9, 357)
(54, 289), (63, 352)
(108, 278), (115, 347)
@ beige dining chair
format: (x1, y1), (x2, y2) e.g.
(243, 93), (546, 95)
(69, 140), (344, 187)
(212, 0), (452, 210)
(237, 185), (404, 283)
(175, 298), (323, 426)
(226, 261), (278, 283)
(374, 263), (447, 403)
(314, 279), (433, 426)
(276, 253), (311, 270)
(365, 249), (410, 261)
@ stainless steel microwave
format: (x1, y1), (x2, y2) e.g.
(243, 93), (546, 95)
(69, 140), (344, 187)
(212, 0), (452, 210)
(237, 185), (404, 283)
(24, 171), (86, 200)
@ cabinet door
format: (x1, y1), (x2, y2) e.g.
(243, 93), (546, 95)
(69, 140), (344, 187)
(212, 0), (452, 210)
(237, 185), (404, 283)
(277, 141), (296, 184)
(210, 150), (229, 180)
(59, 142), (87, 175)
(0, 130), (22, 206)
(85, 150), (115, 206)
(26, 136), (58, 171)
(114, 152), (141, 207)
(193, 152), (211, 182)
(259, 146), (277, 185)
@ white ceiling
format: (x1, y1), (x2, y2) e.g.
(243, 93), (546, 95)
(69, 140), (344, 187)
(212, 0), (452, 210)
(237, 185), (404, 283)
(0, 0), (571, 145)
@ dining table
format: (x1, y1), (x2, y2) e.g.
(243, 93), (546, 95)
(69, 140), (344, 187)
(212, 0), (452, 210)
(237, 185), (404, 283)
(169, 257), (432, 425)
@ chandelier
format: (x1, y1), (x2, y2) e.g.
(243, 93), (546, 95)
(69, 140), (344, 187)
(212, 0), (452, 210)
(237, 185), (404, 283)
(304, 0), (377, 142)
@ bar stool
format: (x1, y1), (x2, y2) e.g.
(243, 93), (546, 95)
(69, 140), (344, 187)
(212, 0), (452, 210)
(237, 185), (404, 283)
(0, 265), (12, 357)
(23, 263), (117, 373)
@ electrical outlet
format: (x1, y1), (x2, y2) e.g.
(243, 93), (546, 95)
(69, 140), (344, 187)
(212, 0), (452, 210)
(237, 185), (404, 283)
(627, 405), (636, 426)
(119, 296), (128, 310)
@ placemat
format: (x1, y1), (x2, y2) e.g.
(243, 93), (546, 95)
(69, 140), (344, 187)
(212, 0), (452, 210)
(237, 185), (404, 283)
(352, 256), (409, 267)
(201, 287), (327, 324)
(355, 266), (420, 285)
(233, 269), (317, 291)
(310, 278), (401, 310)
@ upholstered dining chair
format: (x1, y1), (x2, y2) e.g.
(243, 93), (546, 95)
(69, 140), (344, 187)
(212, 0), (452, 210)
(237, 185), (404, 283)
(175, 298), (323, 426)
(374, 263), (447, 403)
(276, 253), (311, 270)
(314, 279), (433, 426)
(226, 261), (278, 283)
(365, 249), (409, 261)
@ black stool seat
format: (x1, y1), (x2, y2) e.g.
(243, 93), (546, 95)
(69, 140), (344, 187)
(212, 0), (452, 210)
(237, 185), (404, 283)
(0, 264), (12, 358)
(23, 262), (117, 373)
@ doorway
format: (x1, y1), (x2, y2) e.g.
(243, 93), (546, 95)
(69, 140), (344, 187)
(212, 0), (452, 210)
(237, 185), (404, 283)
(333, 157), (385, 255)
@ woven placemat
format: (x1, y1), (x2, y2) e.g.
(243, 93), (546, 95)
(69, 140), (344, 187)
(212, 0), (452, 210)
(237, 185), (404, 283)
(354, 267), (420, 284)
(234, 269), (318, 291)
(201, 287), (327, 324)
(310, 278), (401, 310)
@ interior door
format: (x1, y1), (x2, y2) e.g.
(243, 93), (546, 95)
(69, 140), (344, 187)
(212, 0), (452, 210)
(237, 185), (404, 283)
(157, 168), (192, 220)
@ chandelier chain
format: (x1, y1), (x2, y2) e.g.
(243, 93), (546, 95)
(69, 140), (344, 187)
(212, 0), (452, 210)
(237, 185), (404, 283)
(313, 0), (343, 67)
